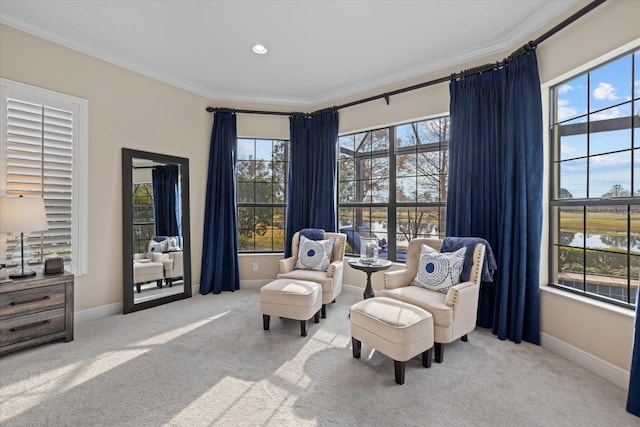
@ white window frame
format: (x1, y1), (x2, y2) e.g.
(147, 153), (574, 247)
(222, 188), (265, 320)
(0, 78), (88, 276)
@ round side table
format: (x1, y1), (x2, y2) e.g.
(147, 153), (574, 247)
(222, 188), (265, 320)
(348, 259), (393, 299)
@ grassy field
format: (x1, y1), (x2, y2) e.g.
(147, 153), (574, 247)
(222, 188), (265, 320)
(559, 209), (640, 236)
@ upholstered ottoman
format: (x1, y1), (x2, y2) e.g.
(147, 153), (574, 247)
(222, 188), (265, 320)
(133, 261), (164, 293)
(260, 279), (322, 337)
(350, 296), (434, 385)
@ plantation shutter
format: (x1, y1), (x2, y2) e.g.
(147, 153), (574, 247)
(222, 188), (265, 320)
(5, 98), (73, 265)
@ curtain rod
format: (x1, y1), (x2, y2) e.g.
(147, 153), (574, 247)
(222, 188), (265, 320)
(205, 0), (606, 116)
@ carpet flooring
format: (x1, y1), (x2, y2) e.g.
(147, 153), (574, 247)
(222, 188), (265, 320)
(0, 288), (637, 426)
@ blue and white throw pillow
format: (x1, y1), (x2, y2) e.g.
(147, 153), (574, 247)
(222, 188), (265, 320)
(295, 235), (335, 272)
(412, 245), (467, 293)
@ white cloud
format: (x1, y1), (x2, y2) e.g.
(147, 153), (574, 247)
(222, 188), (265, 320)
(560, 141), (573, 154)
(589, 152), (630, 167)
(557, 99), (577, 121)
(593, 82), (618, 101)
(635, 80), (640, 97)
(558, 84), (573, 95)
(591, 106), (621, 121)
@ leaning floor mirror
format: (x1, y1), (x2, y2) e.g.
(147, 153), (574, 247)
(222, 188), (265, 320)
(122, 148), (192, 314)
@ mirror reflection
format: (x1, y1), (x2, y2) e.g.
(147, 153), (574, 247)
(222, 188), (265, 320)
(132, 158), (184, 303)
(122, 149), (191, 314)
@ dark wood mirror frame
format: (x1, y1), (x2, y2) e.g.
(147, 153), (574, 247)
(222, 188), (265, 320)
(122, 148), (192, 314)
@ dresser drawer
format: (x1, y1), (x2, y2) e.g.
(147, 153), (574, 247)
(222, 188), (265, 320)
(0, 307), (66, 347)
(0, 284), (66, 320)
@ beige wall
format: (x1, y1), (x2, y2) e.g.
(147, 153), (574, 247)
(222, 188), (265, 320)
(1, 0), (638, 373)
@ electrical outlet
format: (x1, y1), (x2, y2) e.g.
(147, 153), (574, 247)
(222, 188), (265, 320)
(252, 262), (259, 271)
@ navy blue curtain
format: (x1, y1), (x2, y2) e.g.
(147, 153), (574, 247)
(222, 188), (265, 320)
(447, 51), (542, 344)
(152, 164), (180, 237)
(285, 110), (339, 257)
(628, 299), (640, 416)
(200, 111), (240, 294)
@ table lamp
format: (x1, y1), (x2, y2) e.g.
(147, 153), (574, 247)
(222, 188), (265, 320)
(0, 195), (49, 278)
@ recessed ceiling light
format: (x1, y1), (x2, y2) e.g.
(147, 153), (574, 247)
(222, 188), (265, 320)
(251, 44), (268, 55)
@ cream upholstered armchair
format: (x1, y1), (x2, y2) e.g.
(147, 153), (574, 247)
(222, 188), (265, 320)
(163, 251), (184, 287)
(277, 231), (346, 318)
(381, 238), (486, 363)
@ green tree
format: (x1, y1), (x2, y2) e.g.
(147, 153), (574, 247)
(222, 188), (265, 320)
(559, 187), (573, 199)
(602, 184), (630, 198)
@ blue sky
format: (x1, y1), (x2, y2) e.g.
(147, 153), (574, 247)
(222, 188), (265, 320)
(556, 50), (640, 198)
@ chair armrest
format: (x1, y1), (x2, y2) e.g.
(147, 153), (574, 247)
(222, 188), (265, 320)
(445, 280), (480, 308)
(383, 269), (415, 290)
(163, 259), (174, 271)
(278, 257), (296, 274)
(327, 260), (343, 278)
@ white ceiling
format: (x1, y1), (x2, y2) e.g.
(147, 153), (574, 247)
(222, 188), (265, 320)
(0, 0), (577, 107)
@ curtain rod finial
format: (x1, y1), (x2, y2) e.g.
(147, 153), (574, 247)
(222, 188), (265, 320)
(206, 106), (214, 113)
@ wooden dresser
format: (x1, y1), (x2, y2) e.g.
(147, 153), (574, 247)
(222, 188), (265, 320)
(0, 271), (74, 356)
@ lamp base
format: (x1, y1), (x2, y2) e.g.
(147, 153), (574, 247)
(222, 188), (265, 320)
(9, 270), (37, 279)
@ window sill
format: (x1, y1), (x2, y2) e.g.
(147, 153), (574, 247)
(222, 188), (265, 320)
(540, 285), (635, 318)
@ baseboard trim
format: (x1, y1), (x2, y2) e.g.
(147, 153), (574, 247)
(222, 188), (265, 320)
(76, 302), (121, 323)
(341, 283), (364, 296)
(240, 279), (271, 290)
(540, 332), (630, 390)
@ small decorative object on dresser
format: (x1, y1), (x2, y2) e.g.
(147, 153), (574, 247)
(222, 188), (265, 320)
(0, 271), (74, 356)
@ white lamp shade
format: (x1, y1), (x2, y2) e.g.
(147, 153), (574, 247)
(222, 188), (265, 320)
(0, 196), (49, 233)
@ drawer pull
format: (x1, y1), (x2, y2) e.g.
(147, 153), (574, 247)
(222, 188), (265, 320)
(10, 319), (52, 332)
(9, 295), (51, 306)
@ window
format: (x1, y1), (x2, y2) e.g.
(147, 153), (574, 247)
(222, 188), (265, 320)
(132, 181), (155, 254)
(337, 116), (449, 261)
(1, 79), (88, 275)
(550, 48), (640, 307)
(237, 138), (288, 252)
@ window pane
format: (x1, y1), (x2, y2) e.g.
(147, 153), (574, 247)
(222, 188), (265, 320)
(396, 123), (418, 148)
(585, 249), (628, 303)
(418, 118), (447, 144)
(339, 157), (355, 180)
(556, 74), (587, 123)
(635, 100), (640, 149)
(418, 175), (441, 202)
(272, 207), (286, 251)
(254, 182), (273, 203)
(338, 180), (355, 203)
(360, 180), (376, 203)
(397, 176), (416, 202)
(370, 157), (388, 178)
(371, 179), (388, 203)
(397, 153), (417, 177)
(237, 139), (254, 160)
(590, 54), (632, 113)
(355, 132), (370, 153)
(254, 139), (272, 161)
(634, 149), (640, 196)
(339, 134), (355, 152)
(589, 152), (631, 198)
(371, 129), (389, 151)
(559, 206), (583, 248)
(237, 160), (255, 181)
(631, 205), (640, 305)
(237, 181), (254, 203)
(416, 151), (442, 175)
(559, 158), (587, 199)
(586, 205), (627, 251)
(558, 117), (588, 160)
(589, 118), (631, 156)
